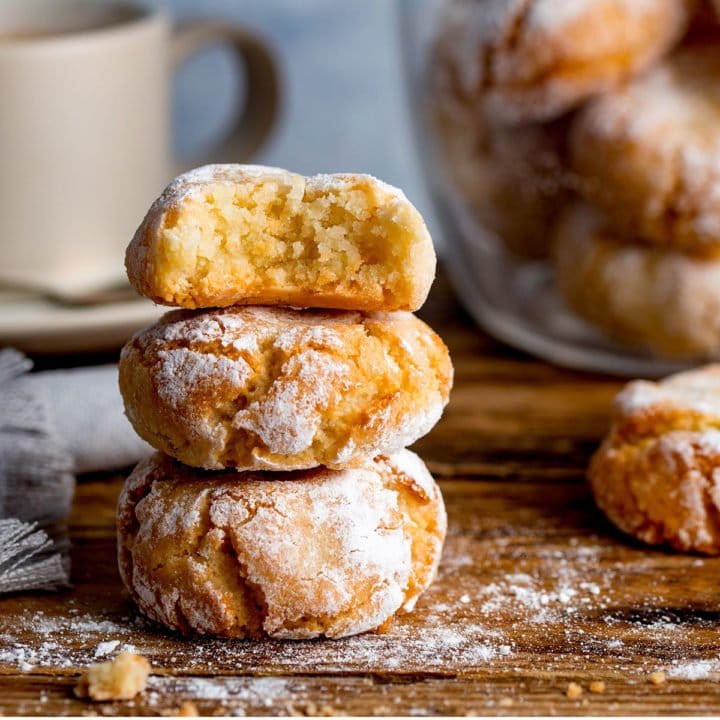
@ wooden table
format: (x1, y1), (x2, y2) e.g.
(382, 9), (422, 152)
(2, 272), (720, 716)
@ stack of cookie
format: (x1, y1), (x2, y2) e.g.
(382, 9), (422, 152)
(117, 165), (453, 640)
(432, 0), (720, 359)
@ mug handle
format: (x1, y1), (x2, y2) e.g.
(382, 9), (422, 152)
(171, 21), (279, 171)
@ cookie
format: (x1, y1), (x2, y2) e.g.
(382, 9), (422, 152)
(431, 84), (573, 258)
(119, 306), (453, 472)
(553, 203), (720, 358)
(590, 365), (720, 554)
(125, 164), (436, 312)
(571, 47), (720, 256)
(117, 450), (447, 639)
(432, 0), (690, 125)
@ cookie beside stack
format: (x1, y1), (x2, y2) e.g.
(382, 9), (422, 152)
(117, 164), (453, 639)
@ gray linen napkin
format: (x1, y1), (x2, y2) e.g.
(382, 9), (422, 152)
(0, 348), (151, 593)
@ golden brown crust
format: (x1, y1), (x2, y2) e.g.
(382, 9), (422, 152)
(590, 365), (720, 554)
(117, 450), (447, 639)
(571, 47), (720, 255)
(125, 164), (436, 312)
(432, 0), (691, 125)
(553, 202), (720, 359)
(118, 306), (453, 472)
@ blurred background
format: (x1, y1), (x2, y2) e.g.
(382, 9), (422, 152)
(154, 0), (437, 237)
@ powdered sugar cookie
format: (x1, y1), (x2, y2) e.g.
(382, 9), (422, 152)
(432, 0), (690, 125)
(590, 365), (720, 554)
(553, 203), (720, 359)
(118, 306), (453, 472)
(117, 450), (447, 638)
(126, 164), (436, 312)
(571, 47), (720, 255)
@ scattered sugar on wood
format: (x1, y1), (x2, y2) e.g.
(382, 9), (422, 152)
(667, 660), (720, 680)
(1, 513), (719, 710)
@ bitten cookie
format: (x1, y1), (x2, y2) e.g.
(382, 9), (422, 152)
(432, 0), (690, 125)
(117, 450), (447, 639)
(590, 365), (720, 554)
(571, 47), (720, 255)
(125, 164), (436, 312)
(119, 306), (453, 471)
(553, 203), (720, 358)
(431, 84), (573, 258)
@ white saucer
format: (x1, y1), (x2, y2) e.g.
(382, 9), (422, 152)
(0, 294), (165, 354)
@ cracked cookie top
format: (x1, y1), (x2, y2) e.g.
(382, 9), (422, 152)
(589, 364), (720, 554)
(117, 450), (447, 639)
(118, 306), (453, 472)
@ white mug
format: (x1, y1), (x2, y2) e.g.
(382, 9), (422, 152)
(0, 0), (278, 296)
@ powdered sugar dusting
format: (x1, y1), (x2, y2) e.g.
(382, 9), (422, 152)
(124, 306), (450, 471)
(233, 348), (350, 456)
(155, 348), (251, 411)
(156, 164), (409, 208)
(212, 466), (412, 638)
(616, 366), (720, 417)
(668, 659), (720, 680)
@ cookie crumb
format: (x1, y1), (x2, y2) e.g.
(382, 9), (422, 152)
(164, 701), (199, 717)
(589, 681), (606, 694)
(566, 682), (583, 699)
(74, 652), (151, 701)
(650, 670), (666, 686)
(499, 697), (514, 707)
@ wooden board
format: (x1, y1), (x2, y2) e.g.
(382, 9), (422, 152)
(2, 272), (720, 716)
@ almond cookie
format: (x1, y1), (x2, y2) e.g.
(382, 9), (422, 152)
(590, 365), (720, 554)
(553, 203), (720, 359)
(571, 47), (720, 256)
(118, 306), (453, 472)
(432, 0), (690, 125)
(117, 450), (447, 639)
(125, 164), (436, 312)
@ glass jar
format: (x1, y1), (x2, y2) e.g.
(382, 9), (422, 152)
(400, 0), (719, 377)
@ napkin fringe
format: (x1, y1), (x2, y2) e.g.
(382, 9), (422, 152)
(0, 349), (72, 593)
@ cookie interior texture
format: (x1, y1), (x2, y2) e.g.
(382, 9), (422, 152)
(126, 165), (436, 312)
(117, 451), (446, 639)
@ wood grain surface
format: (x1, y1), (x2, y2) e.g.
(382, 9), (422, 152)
(2, 272), (720, 716)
